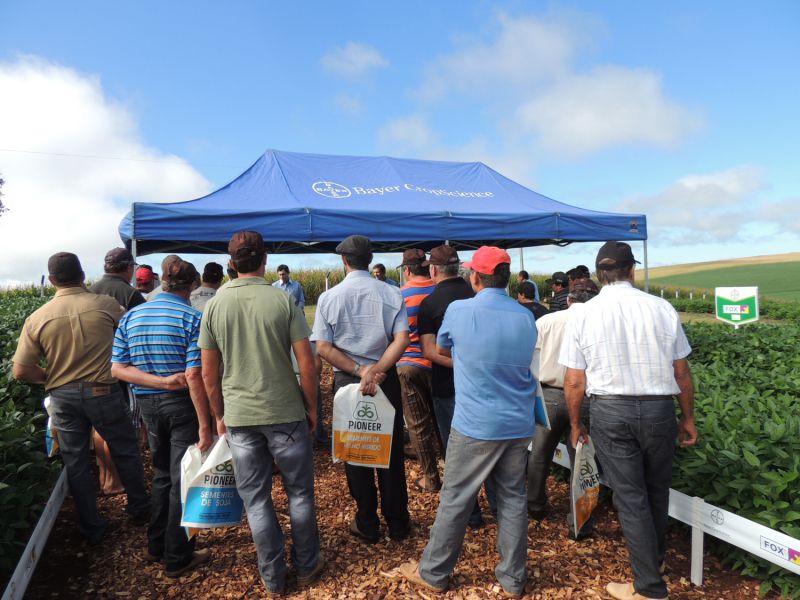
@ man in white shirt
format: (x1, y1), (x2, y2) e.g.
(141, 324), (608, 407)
(559, 241), (697, 600)
(190, 262), (223, 312)
(526, 279), (597, 535)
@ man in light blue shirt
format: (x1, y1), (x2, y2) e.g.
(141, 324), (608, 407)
(398, 246), (536, 599)
(272, 264), (305, 311)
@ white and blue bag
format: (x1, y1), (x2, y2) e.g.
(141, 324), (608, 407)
(43, 396), (59, 458)
(180, 435), (244, 537)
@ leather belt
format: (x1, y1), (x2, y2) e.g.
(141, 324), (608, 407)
(591, 394), (674, 402)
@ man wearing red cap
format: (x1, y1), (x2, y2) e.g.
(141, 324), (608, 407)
(135, 265), (156, 295)
(397, 246), (537, 598)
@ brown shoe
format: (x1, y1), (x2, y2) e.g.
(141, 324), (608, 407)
(142, 549), (162, 563)
(165, 548), (211, 578)
(606, 581), (667, 600)
(297, 555), (326, 587)
(348, 518), (380, 544)
(396, 560), (447, 593)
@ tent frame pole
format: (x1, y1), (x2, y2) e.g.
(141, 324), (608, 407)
(643, 239), (649, 293)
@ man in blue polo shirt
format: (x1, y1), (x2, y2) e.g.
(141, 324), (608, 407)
(112, 260), (214, 579)
(397, 246), (537, 599)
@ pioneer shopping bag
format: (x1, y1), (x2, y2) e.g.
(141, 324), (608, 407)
(332, 383), (395, 469)
(180, 435), (244, 536)
(571, 437), (601, 535)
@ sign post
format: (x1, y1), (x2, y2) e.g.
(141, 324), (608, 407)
(715, 287), (759, 329)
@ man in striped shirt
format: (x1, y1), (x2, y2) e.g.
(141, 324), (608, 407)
(397, 248), (441, 492)
(560, 242), (697, 600)
(112, 260), (215, 579)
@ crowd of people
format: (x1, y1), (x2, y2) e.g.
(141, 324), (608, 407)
(11, 232), (697, 600)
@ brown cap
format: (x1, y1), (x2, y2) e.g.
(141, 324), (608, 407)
(595, 241), (640, 271)
(422, 244), (459, 267)
(104, 247), (134, 268)
(164, 260), (198, 290)
(569, 278), (599, 295)
(48, 252), (83, 282)
(400, 248), (426, 266)
(228, 231), (265, 260)
(335, 235), (372, 255)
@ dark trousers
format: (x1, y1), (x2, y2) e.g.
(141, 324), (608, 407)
(49, 383), (148, 541)
(526, 387), (590, 516)
(334, 369), (410, 538)
(591, 396), (676, 599)
(138, 392), (198, 571)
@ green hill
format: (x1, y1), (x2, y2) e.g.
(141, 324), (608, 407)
(645, 256), (800, 301)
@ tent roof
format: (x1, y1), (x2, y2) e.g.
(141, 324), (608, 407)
(119, 149), (646, 255)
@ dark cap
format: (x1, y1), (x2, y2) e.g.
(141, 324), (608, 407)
(164, 260), (198, 290)
(518, 280), (537, 300)
(400, 248), (426, 266)
(422, 244), (460, 267)
(104, 247), (134, 268)
(335, 235), (372, 256)
(228, 231), (265, 260)
(569, 278), (599, 295)
(48, 252), (83, 282)
(546, 271), (568, 285)
(595, 241), (640, 270)
(202, 262), (224, 283)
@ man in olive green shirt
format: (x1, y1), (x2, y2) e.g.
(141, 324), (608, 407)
(199, 231), (323, 596)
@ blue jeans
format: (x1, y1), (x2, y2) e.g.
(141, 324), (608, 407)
(419, 429), (529, 595)
(137, 391), (198, 571)
(49, 382), (148, 541)
(227, 421), (321, 593)
(432, 394), (496, 518)
(591, 397), (677, 599)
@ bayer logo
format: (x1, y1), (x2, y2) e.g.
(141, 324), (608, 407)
(312, 181), (351, 199)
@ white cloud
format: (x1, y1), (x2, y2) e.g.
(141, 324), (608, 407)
(514, 66), (703, 158)
(321, 42), (388, 78)
(334, 94), (364, 117)
(0, 56), (210, 285)
(377, 114), (438, 155)
(617, 165), (767, 245)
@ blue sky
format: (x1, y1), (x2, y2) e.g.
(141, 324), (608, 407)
(1, 1), (798, 283)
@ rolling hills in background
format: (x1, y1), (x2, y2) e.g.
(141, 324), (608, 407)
(637, 252), (800, 301)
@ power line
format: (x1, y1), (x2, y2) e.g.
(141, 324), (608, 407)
(0, 147), (241, 168)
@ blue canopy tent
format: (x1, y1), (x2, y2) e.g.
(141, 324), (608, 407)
(119, 149), (649, 282)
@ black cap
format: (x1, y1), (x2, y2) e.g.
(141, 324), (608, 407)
(48, 252), (83, 282)
(104, 247), (134, 267)
(518, 280), (537, 300)
(335, 235), (372, 255)
(546, 271), (568, 285)
(595, 241), (640, 271)
(202, 262), (224, 284)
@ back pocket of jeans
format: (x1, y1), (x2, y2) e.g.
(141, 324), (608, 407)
(592, 418), (638, 458)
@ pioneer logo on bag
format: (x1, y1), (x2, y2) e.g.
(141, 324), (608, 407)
(333, 384), (395, 468)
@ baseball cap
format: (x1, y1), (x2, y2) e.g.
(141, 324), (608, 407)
(595, 241), (640, 270)
(135, 266), (154, 285)
(164, 260), (198, 289)
(335, 235), (372, 255)
(463, 246), (511, 275)
(546, 271), (568, 286)
(104, 247), (134, 269)
(228, 231), (265, 259)
(422, 245), (459, 267)
(202, 262), (224, 283)
(400, 248), (426, 266)
(518, 280), (537, 300)
(48, 252), (83, 282)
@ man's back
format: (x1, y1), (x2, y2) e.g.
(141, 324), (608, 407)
(439, 288), (537, 440)
(313, 270), (406, 364)
(560, 281), (690, 395)
(15, 288), (123, 389)
(199, 278), (309, 427)
(90, 275), (144, 311)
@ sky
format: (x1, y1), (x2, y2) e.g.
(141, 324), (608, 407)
(1, 1), (798, 285)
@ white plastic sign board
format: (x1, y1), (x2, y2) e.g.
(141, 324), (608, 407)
(715, 287), (759, 326)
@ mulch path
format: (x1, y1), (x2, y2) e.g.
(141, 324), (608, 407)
(26, 366), (766, 599)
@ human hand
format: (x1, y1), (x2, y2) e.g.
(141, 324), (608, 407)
(570, 424), (589, 449)
(163, 373), (187, 390)
(196, 425), (213, 452)
(358, 365), (380, 396)
(678, 416), (697, 447)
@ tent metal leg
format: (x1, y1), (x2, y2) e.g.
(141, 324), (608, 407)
(643, 239), (649, 293)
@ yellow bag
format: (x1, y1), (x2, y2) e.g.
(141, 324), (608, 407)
(332, 383), (395, 469)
